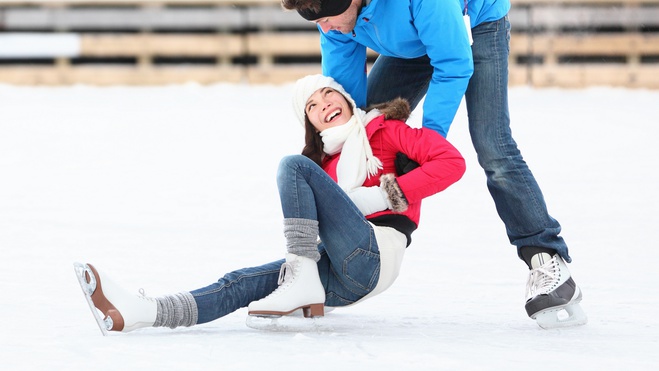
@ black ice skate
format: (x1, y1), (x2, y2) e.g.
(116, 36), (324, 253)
(524, 253), (587, 329)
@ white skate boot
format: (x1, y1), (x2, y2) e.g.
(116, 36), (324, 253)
(248, 253), (325, 318)
(524, 254), (587, 329)
(73, 262), (157, 335)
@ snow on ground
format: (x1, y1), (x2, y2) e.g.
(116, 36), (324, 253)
(0, 82), (657, 370)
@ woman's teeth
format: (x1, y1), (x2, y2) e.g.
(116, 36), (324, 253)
(326, 110), (341, 122)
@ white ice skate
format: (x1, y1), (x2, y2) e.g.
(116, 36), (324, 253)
(73, 262), (157, 335)
(524, 254), (587, 329)
(247, 253), (325, 319)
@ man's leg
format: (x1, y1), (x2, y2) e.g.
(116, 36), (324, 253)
(465, 16), (570, 262)
(367, 55), (432, 110)
(367, 55), (432, 173)
(466, 16), (585, 327)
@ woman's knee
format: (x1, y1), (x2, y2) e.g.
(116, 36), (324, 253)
(279, 154), (306, 168)
(277, 155), (309, 179)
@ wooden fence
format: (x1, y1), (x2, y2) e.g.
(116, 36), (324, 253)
(0, 0), (658, 87)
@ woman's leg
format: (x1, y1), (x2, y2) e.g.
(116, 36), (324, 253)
(196, 154), (381, 322)
(190, 260), (283, 324)
(78, 155), (381, 331)
(276, 155), (381, 305)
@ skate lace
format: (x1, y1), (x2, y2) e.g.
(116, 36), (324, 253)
(259, 261), (298, 299)
(277, 262), (295, 286)
(137, 288), (156, 302)
(525, 256), (560, 300)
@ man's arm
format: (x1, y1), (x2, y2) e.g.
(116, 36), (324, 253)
(319, 29), (369, 108)
(412, 0), (474, 137)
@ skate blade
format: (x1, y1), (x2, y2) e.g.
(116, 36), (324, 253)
(245, 313), (332, 332)
(73, 262), (109, 336)
(248, 302), (324, 319)
(534, 303), (588, 329)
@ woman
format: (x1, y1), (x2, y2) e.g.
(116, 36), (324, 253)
(74, 75), (465, 334)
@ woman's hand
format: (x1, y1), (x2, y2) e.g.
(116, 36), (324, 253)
(348, 186), (392, 215)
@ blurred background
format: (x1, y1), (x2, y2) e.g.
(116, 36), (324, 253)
(0, 0), (658, 88)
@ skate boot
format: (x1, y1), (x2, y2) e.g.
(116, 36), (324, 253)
(524, 253), (587, 329)
(74, 262), (157, 335)
(248, 253), (325, 318)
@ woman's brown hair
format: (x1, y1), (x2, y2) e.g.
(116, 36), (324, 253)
(301, 116), (325, 167)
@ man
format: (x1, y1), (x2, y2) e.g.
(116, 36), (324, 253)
(281, 0), (586, 329)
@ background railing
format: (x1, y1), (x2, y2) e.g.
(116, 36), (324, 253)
(1, 0), (658, 87)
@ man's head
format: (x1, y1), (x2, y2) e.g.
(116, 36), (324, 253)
(282, 0), (361, 33)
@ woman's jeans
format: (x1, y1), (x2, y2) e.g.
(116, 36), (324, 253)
(191, 155), (380, 324)
(367, 15), (570, 262)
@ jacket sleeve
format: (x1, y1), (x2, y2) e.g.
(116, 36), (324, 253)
(383, 120), (466, 204)
(319, 29), (369, 109)
(411, 0), (474, 137)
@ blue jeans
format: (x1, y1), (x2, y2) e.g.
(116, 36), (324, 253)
(367, 16), (570, 262)
(191, 155), (380, 324)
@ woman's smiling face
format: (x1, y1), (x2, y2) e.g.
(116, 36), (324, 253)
(305, 87), (353, 132)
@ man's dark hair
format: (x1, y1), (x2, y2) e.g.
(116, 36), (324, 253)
(281, 0), (322, 12)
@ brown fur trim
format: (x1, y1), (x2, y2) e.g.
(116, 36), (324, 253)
(367, 98), (411, 122)
(380, 173), (408, 213)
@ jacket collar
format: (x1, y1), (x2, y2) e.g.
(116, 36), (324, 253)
(365, 113), (386, 139)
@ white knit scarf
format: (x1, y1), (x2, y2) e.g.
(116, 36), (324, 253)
(320, 108), (383, 192)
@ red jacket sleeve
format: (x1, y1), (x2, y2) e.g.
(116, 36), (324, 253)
(378, 119), (466, 204)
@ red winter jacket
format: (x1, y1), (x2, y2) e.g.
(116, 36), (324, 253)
(321, 114), (466, 243)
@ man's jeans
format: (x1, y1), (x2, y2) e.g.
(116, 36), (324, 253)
(191, 155), (380, 324)
(367, 16), (570, 262)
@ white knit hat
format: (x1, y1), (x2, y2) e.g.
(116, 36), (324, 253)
(292, 74), (358, 126)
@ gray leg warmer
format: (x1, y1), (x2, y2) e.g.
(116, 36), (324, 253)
(284, 218), (320, 262)
(154, 292), (198, 329)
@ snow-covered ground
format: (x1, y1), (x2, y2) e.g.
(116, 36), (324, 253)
(1, 82), (657, 370)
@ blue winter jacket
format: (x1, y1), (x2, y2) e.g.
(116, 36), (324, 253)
(319, 0), (511, 137)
